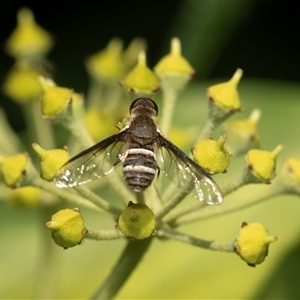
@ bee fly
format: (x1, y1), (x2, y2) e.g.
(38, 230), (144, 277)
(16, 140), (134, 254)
(54, 98), (223, 205)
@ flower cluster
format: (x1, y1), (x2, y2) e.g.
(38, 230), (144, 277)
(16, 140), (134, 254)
(1, 7), (299, 300)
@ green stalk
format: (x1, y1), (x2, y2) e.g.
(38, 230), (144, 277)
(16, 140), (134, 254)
(90, 238), (153, 299)
(75, 185), (122, 216)
(158, 225), (234, 252)
(175, 184), (285, 225)
(85, 228), (124, 240)
(155, 186), (189, 220)
(30, 175), (104, 212)
(197, 118), (215, 141)
(160, 87), (177, 137)
(21, 97), (56, 299)
(35, 206), (59, 299)
(22, 99), (55, 149)
(86, 78), (104, 109)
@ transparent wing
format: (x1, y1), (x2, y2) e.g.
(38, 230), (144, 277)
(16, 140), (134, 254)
(54, 132), (127, 188)
(157, 137), (223, 205)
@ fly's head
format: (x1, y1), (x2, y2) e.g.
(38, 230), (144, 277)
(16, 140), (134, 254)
(129, 98), (158, 120)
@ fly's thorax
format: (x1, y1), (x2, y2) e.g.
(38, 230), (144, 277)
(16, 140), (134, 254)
(123, 148), (157, 192)
(128, 115), (158, 140)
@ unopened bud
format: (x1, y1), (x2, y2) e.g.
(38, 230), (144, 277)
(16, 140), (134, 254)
(46, 208), (85, 249)
(117, 201), (156, 240)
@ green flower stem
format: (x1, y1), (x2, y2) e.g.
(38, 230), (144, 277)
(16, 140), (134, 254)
(106, 172), (135, 206)
(74, 185), (123, 216)
(101, 82), (122, 113)
(197, 102), (237, 142)
(157, 225), (234, 252)
(161, 178), (180, 203)
(85, 228), (124, 240)
(144, 184), (163, 213)
(135, 191), (146, 205)
(161, 200), (204, 225)
(30, 175), (104, 212)
(86, 78), (104, 109)
(90, 238), (153, 300)
(35, 206), (58, 299)
(160, 87), (177, 137)
(221, 167), (252, 196)
(0, 108), (23, 154)
(24, 149), (121, 216)
(23, 98), (55, 149)
(59, 111), (94, 149)
(197, 118), (215, 141)
(162, 167), (265, 225)
(174, 184), (286, 225)
(86, 78), (121, 113)
(155, 184), (192, 220)
(21, 98), (56, 299)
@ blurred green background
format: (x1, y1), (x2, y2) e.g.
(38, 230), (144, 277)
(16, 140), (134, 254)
(1, 1), (300, 299)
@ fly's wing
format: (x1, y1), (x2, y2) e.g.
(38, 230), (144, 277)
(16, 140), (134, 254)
(53, 132), (127, 188)
(157, 136), (223, 205)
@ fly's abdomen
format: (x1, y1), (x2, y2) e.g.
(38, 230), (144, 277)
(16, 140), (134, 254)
(123, 148), (157, 192)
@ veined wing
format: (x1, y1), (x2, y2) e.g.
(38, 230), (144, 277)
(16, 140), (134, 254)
(54, 132), (127, 188)
(157, 136), (223, 205)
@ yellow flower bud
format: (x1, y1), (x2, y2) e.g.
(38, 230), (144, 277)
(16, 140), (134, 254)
(207, 68), (243, 111)
(0, 153), (29, 187)
(8, 186), (41, 207)
(117, 201), (156, 240)
(39, 77), (73, 116)
(5, 8), (53, 59)
(154, 37), (195, 78)
(169, 126), (198, 151)
(46, 208), (85, 249)
(32, 143), (69, 181)
(285, 158), (300, 185)
(84, 109), (116, 142)
(3, 60), (42, 103)
(246, 145), (283, 183)
(223, 108), (261, 156)
(123, 37), (147, 70)
(121, 51), (159, 95)
(235, 222), (277, 267)
(86, 38), (124, 81)
(192, 135), (231, 174)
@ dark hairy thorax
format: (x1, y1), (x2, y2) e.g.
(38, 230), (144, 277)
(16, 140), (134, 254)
(125, 114), (159, 150)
